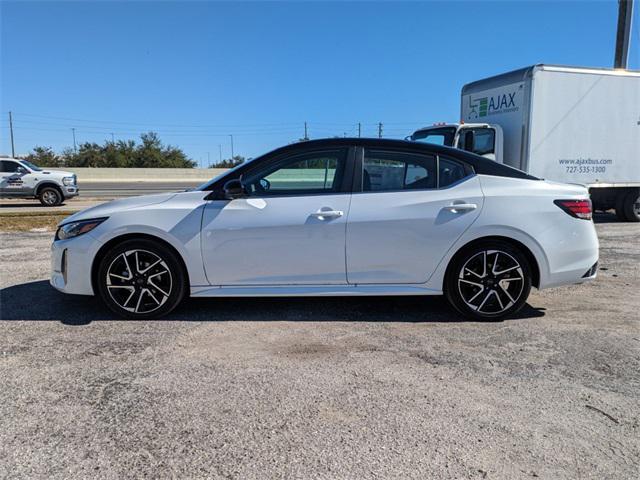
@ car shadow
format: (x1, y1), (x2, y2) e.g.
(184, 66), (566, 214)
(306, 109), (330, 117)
(0, 280), (546, 325)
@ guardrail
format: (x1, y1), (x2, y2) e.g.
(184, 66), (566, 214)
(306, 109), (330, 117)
(67, 168), (229, 182)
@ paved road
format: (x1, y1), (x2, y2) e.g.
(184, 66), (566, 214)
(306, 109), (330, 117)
(1, 216), (639, 479)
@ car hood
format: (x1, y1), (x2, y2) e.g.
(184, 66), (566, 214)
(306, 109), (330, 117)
(38, 169), (75, 177)
(59, 192), (178, 226)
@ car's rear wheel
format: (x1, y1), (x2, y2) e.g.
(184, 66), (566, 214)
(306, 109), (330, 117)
(96, 239), (187, 319)
(38, 186), (62, 206)
(445, 241), (532, 321)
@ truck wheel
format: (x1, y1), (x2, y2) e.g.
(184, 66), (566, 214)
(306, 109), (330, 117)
(38, 187), (63, 206)
(614, 193), (627, 221)
(622, 191), (640, 222)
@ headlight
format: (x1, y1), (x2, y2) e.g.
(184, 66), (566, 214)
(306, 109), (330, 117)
(55, 218), (107, 241)
(62, 176), (76, 186)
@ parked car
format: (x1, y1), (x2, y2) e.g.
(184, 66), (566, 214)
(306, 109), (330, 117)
(0, 157), (79, 206)
(50, 138), (599, 320)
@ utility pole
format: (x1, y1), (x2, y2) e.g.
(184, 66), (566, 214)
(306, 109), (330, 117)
(229, 134), (234, 158)
(378, 122), (383, 138)
(614, 0), (634, 68)
(206, 151), (210, 168)
(218, 144), (222, 163)
(71, 128), (77, 152)
(358, 122), (361, 138)
(8, 111), (15, 157)
(304, 121), (309, 140)
(110, 133), (115, 142)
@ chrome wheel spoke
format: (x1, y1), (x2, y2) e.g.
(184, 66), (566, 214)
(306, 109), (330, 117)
(477, 290), (493, 312)
(148, 278), (169, 297)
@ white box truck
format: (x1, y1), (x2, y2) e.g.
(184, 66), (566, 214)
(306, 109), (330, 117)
(409, 65), (640, 221)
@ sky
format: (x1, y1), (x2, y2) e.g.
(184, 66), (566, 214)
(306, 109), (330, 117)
(1, 0), (638, 165)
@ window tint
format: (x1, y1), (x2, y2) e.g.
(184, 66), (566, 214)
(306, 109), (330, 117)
(363, 150), (436, 192)
(244, 149), (346, 196)
(1, 161), (20, 173)
(439, 157), (468, 187)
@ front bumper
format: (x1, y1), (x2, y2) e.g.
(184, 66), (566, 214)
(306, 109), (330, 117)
(62, 185), (80, 198)
(50, 233), (100, 296)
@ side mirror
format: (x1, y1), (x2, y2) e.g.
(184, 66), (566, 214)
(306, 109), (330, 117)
(16, 166), (28, 175)
(463, 130), (475, 152)
(223, 179), (247, 199)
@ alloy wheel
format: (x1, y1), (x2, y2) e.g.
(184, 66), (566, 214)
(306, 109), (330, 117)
(42, 190), (59, 205)
(105, 249), (173, 314)
(457, 249), (525, 315)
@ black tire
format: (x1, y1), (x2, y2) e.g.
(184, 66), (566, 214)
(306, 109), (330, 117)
(615, 193), (628, 221)
(445, 240), (532, 321)
(38, 186), (63, 206)
(96, 238), (187, 319)
(621, 190), (640, 222)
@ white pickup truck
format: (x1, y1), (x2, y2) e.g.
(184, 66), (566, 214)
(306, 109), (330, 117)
(0, 157), (79, 206)
(410, 65), (640, 221)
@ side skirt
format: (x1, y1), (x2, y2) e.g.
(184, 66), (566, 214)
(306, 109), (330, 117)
(190, 284), (442, 298)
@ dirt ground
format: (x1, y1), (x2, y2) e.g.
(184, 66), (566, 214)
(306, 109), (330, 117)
(1, 214), (638, 479)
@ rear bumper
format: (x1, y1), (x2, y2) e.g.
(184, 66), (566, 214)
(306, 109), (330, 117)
(538, 220), (599, 289)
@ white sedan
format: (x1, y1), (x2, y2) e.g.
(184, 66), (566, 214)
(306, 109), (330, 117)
(50, 138), (599, 320)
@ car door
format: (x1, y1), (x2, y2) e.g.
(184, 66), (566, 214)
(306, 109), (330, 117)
(201, 147), (353, 285)
(0, 160), (29, 195)
(346, 148), (483, 284)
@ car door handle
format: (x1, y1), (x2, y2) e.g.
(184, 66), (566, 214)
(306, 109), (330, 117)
(442, 203), (477, 213)
(310, 209), (344, 219)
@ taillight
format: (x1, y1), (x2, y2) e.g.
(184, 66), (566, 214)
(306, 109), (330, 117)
(554, 199), (592, 220)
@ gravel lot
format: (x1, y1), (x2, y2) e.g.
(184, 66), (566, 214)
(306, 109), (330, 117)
(1, 215), (639, 479)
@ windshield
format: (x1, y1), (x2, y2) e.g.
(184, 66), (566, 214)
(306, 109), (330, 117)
(19, 160), (43, 171)
(411, 127), (456, 147)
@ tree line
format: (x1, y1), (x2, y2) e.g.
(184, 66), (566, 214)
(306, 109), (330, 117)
(20, 132), (245, 168)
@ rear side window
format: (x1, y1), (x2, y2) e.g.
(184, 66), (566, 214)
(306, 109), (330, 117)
(363, 150), (436, 192)
(439, 157), (468, 187)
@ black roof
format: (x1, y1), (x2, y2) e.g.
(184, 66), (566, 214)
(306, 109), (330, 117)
(264, 138), (537, 180)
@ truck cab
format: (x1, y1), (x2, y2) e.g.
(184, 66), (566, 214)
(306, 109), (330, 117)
(409, 123), (504, 163)
(0, 157), (79, 206)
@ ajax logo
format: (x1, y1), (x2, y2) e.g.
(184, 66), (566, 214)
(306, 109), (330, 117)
(467, 86), (521, 120)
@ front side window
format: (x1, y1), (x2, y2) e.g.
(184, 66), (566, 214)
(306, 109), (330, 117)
(243, 149), (347, 196)
(458, 128), (495, 156)
(1, 160), (20, 173)
(363, 150), (436, 192)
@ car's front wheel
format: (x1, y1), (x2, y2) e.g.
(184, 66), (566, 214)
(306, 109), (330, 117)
(38, 186), (63, 206)
(445, 241), (532, 321)
(96, 239), (187, 319)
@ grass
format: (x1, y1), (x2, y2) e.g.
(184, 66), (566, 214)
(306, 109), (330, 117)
(0, 211), (75, 232)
